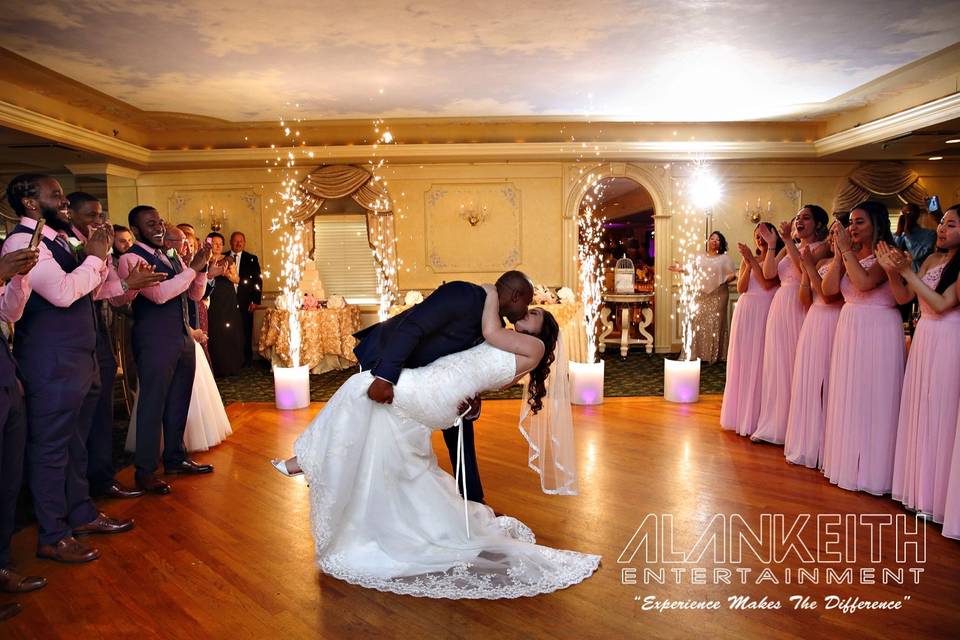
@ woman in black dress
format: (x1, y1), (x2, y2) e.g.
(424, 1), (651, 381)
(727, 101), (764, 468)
(205, 232), (245, 377)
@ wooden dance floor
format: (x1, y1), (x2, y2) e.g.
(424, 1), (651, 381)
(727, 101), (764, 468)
(4, 397), (959, 639)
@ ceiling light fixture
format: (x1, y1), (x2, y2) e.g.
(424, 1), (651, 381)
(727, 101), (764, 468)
(929, 156), (943, 160)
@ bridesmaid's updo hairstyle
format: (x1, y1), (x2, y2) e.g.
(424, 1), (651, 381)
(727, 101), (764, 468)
(527, 310), (560, 415)
(851, 200), (895, 250)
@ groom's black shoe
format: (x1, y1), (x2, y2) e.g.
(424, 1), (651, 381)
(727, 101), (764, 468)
(164, 460), (214, 475)
(135, 473), (171, 495)
(94, 481), (145, 500)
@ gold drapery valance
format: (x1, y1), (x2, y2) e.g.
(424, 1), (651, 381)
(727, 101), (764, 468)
(293, 164), (398, 303)
(833, 162), (929, 213)
(292, 164), (392, 222)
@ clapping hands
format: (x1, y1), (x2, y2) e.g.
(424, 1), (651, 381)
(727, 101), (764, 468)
(84, 224), (113, 260)
(830, 222), (852, 253)
(124, 261), (167, 290)
(876, 241), (910, 275)
(778, 220), (793, 240)
(757, 224), (778, 247)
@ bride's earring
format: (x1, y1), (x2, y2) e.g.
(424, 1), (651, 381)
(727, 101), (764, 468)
(271, 458), (302, 477)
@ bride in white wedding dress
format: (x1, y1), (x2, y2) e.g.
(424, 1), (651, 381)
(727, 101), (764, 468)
(273, 284), (600, 599)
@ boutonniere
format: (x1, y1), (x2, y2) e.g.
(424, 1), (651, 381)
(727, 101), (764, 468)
(165, 248), (179, 262)
(66, 237), (85, 259)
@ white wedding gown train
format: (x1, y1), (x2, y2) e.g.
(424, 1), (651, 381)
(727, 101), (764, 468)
(293, 342), (600, 599)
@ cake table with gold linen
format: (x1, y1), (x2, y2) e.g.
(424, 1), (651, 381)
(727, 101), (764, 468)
(258, 306), (361, 374)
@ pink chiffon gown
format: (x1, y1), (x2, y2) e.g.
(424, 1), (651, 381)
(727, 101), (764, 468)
(822, 255), (905, 495)
(783, 262), (843, 468)
(720, 270), (778, 436)
(752, 251), (812, 444)
(891, 263), (960, 522)
(943, 419), (960, 540)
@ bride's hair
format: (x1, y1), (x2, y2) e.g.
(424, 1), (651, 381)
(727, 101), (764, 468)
(527, 310), (560, 414)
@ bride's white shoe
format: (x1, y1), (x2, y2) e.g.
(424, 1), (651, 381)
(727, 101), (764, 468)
(271, 458), (302, 477)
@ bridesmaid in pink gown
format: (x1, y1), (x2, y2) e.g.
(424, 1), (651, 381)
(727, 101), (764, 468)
(945, 264), (960, 541)
(882, 206), (960, 523)
(753, 206), (831, 445)
(783, 235), (842, 468)
(720, 223), (781, 437)
(821, 202), (905, 495)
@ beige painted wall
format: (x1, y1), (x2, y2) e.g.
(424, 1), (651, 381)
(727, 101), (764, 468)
(129, 159), (960, 349)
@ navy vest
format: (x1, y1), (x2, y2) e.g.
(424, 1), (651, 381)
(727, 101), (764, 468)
(128, 244), (191, 340)
(0, 327), (17, 389)
(10, 225), (97, 359)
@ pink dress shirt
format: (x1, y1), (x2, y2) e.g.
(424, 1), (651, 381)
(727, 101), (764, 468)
(0, 276), (32, 323)
(70, 225), (126, 303)
(118, 241), (206, 304)
(1, 217), (107, 308)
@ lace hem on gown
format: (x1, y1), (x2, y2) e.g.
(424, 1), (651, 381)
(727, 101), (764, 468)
(293, 343), (601, 599)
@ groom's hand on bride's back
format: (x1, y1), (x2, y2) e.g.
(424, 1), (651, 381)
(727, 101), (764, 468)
(368, 378), (395, 404)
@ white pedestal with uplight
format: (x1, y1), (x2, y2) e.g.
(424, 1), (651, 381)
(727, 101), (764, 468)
(664, 358), (700, 403)
(570, 361), (605, 405)
(274, 365), (310, 410)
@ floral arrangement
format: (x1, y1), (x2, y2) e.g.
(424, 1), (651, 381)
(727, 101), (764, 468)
(532, 284), (558, 305)
(301, 292), (320, 310)
(404, 290), (424, 306)
(556, 286), (575, 305)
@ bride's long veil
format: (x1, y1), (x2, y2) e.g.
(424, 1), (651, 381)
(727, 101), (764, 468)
(519, 330), (579, 495)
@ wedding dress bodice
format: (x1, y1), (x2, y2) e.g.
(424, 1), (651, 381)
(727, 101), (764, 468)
(392, 342), (516, 429)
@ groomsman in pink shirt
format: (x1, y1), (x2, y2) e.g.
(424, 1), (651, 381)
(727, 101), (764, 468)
(119, 206), (212, 495)
(2, 174), (133, 566)
(0, 235), (43, 622)
(67, 192), (165, 501)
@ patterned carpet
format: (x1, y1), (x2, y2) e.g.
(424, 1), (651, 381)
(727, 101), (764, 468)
(106, 351), (725, 470)
(214, 351), (727, 403)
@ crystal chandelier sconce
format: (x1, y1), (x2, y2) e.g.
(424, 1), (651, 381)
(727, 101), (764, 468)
(745, 198), (772, 223)
(459, 202), (488, 227)
(200, 204), (229, 232)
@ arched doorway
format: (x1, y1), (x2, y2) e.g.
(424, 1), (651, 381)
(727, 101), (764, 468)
(585, 177), (656, 355)
(563, 162), (672, 353)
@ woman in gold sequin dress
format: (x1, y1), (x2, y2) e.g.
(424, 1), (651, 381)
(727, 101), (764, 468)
(672, 231), (736, 364)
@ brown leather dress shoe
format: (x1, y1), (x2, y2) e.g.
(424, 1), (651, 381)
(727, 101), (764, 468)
(0, 602), (21, 621)
(164, 459), (214, 475)
(135, 473), (171, 495)
(95, 481), (145, 500)
(36, 536), (100, 563)
(0, 568), (47, 593)
(72, 513), (134, 536)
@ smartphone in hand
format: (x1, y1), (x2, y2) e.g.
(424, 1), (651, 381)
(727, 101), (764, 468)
(29, 219), (45, 250)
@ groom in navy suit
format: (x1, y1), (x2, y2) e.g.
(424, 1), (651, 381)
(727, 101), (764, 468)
(354, 271), (533, 503)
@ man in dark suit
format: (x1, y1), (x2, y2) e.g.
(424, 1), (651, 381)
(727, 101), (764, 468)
(354, 271), (533, 503)
(228, 231), (261, 366)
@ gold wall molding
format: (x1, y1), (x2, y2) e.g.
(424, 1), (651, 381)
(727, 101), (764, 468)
(815, 92), (960, 156)
(424, 182), (522, 273)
